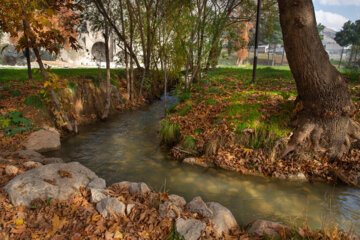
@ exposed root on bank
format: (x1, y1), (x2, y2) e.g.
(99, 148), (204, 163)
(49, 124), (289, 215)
(282, 116), (360, 160)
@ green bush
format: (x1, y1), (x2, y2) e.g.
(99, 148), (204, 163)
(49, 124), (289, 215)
(160, 120), (180, 146)
(0, 111), (34, 136)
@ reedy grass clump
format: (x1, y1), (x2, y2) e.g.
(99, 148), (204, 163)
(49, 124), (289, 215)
(160, 120), (180, 146)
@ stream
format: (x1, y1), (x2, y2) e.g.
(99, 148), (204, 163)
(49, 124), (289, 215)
(49, 96), (360, 233)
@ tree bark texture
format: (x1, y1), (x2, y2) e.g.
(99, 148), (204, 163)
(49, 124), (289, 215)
(101, 22), (111, 120)
(278, 0), (359, 159)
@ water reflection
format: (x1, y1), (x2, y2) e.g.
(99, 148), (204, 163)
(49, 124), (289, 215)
(49, 96), (360, 233)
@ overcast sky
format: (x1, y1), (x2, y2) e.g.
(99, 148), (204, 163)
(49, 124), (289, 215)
(313, 0), (360, 31)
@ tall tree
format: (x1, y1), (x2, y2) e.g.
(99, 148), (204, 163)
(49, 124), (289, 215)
(278, 0), (360, 159)
(83, 0), (113, 119)
(0, 0), (82, 132)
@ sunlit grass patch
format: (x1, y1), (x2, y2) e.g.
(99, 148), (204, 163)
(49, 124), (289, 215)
(159, 120), (180, 146)
(177, 101), (193, 116)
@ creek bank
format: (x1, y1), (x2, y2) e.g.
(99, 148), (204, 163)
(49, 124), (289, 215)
(0, 69), (178, 152)
(0, 150), (358, 240)
(163, 68), (360, 188)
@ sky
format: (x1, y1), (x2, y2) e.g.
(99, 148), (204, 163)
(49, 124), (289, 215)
(313, 0), (360, 31)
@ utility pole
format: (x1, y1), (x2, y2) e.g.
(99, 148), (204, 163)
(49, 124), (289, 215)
(252, 0), (261, 83)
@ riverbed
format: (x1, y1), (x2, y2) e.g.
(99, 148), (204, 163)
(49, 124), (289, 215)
(49, 96), (360, 233)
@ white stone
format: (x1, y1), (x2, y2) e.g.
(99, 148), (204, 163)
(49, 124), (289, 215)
(23, 128), (61, 153)
(126, 203), (135, 215)
(96, 197), (125, 218)
(183, 158), (208, 168)
(90, 188), (108, 203)
(4, 162), (97, 207)
(175, 218), (205, 240)
(206, 202), (238, 235)
(5, 165), (19, 176)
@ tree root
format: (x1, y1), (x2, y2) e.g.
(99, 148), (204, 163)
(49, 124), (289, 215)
(281, 117), (360, 159)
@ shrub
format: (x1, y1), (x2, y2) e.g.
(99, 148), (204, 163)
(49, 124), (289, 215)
(0, 111), (34, 136)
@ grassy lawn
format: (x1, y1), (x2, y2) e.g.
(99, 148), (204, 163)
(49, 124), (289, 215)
(162, 66), (360, 181)
(0, 68), (125, 85)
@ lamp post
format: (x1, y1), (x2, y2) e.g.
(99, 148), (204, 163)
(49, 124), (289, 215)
(252, 0), (261, 83)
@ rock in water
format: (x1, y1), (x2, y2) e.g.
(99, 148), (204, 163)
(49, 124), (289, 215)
(186, 196), (213, 218)
(247, 219), (289, 238)
(206, 202), (238, 235)
(23, 128), (61, 152)
(175, 218), (205, 240)
(4, 162), (97, 207)
(96, 197), (126, 217)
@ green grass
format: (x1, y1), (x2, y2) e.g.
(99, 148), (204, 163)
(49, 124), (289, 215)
(182, 135), (197, 152)
(0, 68), (125, 85)
(177, 102), (193, 116)
(159, 120), (181, 146)
(24, 95), (44, 110)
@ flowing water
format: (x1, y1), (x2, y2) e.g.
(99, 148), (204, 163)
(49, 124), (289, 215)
(49, 96), (360, 233)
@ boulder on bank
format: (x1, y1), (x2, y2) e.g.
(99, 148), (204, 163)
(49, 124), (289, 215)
(114, 181), (150, 194)
(96, 197), (126, 217)
(4, 162), (97, 207)
(206, 202), (238, 235)
(168, 194), (186, 207)
(23, 127), (61, 152)
(0, 150), (44, 159)
(186, 196), (213, 218)
(87, 177), (106, 189)
(247, 219), (289, 238)
(175, 218), (205, 240)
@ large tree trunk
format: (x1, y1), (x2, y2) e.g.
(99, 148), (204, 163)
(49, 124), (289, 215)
(278, 0), (360, 159)
(101, 22), (111, 120)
